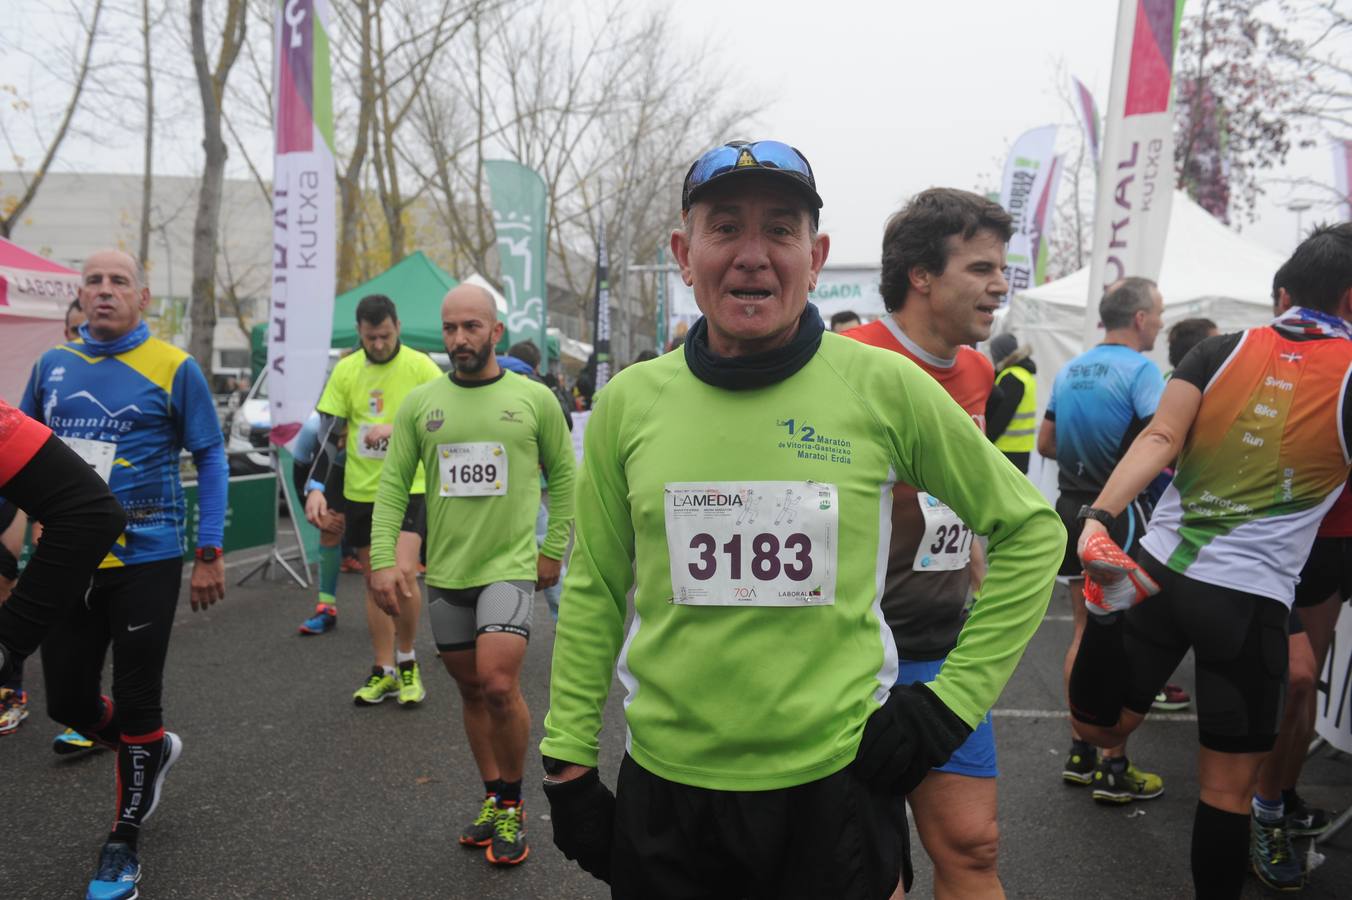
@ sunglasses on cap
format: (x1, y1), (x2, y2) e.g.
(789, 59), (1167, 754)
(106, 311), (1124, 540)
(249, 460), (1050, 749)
(681, 140), (823, 217)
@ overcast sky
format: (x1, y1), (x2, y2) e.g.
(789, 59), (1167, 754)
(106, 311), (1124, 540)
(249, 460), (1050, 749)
(650, 0), (1339, 265)
(0, 0), (1340, 269)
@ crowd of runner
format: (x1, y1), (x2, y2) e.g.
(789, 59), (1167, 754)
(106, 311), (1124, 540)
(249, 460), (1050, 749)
(0, 139), (1349, 900)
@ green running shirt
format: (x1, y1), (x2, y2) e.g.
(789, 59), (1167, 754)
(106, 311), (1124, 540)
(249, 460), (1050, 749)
(315, 346), (444, 502)
(369, 371), (575, 587)
(540, 333), (1064, 791)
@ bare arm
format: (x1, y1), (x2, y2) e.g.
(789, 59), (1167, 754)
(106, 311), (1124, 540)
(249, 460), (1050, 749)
(1036, 417), (1056, 459)
(1090, 379), (1203, 518)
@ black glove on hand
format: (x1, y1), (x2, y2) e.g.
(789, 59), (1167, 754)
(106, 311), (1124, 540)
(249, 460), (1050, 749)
(543, 767), (615, 883)
(853, 682), (974, 796)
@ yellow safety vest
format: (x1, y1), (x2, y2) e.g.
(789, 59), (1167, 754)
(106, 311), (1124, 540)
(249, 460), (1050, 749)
(993, 365), (1037, 453)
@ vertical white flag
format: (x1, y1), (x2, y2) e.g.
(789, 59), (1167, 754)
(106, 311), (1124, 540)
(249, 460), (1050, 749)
(268, 0), (336, 446)
(1083, 0), (1187, 347)
(1000, 125), (1059, 304)
(1334, 139), (1352, 222)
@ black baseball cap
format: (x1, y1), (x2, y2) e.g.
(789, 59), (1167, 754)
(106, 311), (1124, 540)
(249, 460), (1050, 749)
(681, 140), (823, 223)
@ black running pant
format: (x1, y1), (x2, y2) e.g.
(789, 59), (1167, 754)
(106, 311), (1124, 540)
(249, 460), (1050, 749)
(610, 754), (910, 900)
(0, 434), (125, 676)
(41, 556), (183, 737)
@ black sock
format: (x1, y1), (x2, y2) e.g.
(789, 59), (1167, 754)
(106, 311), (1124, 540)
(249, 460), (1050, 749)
(484, 779), (504, 798)
(1068, 612), (1129, 727)
(498, 779), (522, 805)
(1190, 801), (1248, 899)
(109, 728), (167, 850)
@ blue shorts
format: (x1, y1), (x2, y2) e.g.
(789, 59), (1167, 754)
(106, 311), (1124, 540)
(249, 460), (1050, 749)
(897, 656), (998, 779)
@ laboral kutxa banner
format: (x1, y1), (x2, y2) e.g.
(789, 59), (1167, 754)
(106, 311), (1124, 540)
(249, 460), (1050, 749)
(268, 0), (336, 446)
(1082, 0), (1187, 347)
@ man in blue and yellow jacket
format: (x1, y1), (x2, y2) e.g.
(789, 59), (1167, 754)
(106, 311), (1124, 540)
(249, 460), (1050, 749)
(21, 248), (226, 900)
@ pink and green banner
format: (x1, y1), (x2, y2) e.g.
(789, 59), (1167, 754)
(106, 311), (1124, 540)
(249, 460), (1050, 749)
(268, 0), (336, 446)
(1072, 76), (1101, 169)
(999, 124), (1059, 303)
(1083, 0), (1186, 347)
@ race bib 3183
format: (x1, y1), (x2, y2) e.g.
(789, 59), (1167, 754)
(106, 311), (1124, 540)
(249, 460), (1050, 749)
(664, 481), (838, 606)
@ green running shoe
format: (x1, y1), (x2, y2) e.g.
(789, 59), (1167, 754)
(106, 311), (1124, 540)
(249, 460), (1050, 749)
(1090, 757), (1163, 804)
(459, 795), (499, 847)
(485, 803), (529, 865)
(352, 667), (399, 706)
(397, 660), (425, 706)
(1251, 814), (1304, 891)
(1062, 742), (1096, 786)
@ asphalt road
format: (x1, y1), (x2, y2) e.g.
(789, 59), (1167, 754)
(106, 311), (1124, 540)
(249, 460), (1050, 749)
(2, 548), (1349, 899)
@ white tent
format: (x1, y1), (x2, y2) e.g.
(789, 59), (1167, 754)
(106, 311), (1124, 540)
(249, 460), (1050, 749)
(1001, 192), (1285, 416)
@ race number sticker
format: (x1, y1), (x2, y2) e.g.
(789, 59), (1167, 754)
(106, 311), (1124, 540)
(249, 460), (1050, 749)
(913, 492), (972, 572)
(438, 442), (507, 497)
(665, 481), (837, 606)
(61, 436), (116, 483)
(356, 424), (389, 459)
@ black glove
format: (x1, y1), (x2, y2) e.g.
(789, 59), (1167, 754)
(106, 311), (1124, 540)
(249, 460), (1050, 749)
(853, 682), (974, 796)
(542, 767), (615, 883)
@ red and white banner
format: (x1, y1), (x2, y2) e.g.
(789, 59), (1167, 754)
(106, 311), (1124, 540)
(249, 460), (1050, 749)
(1000, 125), (1060, 303)
(268, 0), (336, 446)
(1082, 0), (1187, 346)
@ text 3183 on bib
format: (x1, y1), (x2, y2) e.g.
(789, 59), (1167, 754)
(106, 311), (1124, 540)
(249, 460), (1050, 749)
(664, 481), (838, 606)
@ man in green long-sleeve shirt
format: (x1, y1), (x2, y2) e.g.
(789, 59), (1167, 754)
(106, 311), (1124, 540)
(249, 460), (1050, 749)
(538, 139), (1065, 899)
(370, 283), (575, 869)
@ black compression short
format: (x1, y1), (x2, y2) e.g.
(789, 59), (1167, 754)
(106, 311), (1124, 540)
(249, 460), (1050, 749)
(1294, 536), (1352, 607)
(344, 495), (426, 549)
(1123, 551), (1288, 753)
(1055, 490), (1145, 578)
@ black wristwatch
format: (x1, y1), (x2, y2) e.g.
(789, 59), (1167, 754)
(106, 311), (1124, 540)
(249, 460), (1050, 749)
(195, 546), (222, 563)
(1076, 505), (1115, 527)
(542, 755), (570, 777)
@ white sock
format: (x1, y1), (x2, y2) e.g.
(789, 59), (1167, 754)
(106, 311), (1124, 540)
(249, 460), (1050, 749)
(396, 649), (416, 665)
(381, 665), (397, 676)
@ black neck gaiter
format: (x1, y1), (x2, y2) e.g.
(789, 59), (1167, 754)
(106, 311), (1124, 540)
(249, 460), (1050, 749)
(684, 304), (825, 390)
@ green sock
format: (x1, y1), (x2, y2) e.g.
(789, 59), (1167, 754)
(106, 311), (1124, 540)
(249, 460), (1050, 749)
(319, 544), (340, 602)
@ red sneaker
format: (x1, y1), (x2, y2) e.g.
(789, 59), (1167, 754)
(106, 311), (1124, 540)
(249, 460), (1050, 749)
(340, 557), (364, 574)
(1080, 532), (1159, 613)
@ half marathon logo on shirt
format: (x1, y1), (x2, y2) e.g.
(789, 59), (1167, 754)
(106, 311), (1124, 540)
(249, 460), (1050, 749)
(774, 417), (852, 465)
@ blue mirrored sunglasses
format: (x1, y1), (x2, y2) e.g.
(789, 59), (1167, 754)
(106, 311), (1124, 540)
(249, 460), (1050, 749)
(687, 140), (813, 188)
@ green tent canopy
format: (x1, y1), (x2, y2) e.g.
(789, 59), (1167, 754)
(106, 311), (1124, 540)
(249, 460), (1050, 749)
(251, 252), (559, 378)
(252, 251), (458, 377)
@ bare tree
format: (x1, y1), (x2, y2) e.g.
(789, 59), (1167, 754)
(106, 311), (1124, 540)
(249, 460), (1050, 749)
(187, 0), (247, 374)
(136, 0), (158, 271)
(404, 1), (757, 357)
(0, 0), (104, 238)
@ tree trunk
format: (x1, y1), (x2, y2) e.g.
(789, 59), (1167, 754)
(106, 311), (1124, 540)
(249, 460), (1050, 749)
(187, 0), (246, 375)
(336, 0), (373, 293)
(137, 0), (154, 272)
